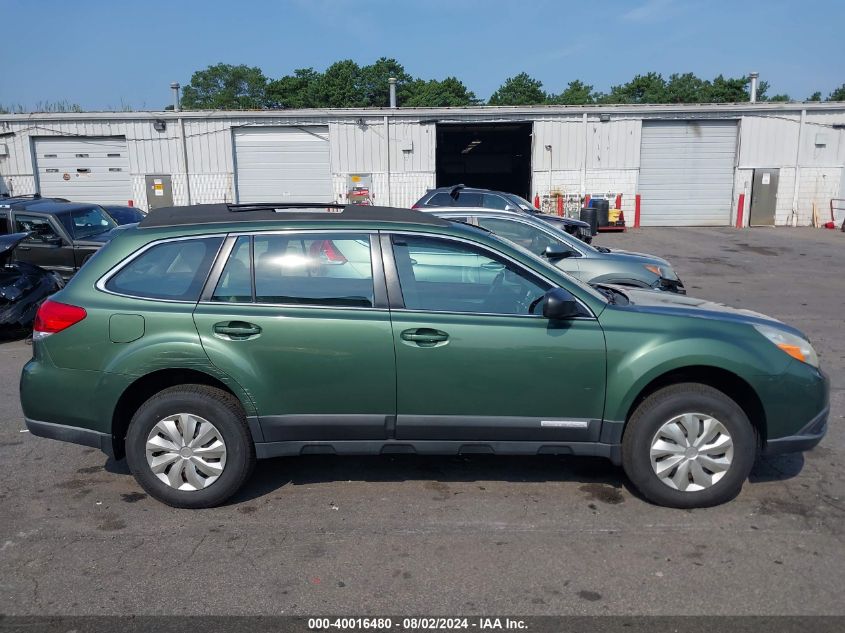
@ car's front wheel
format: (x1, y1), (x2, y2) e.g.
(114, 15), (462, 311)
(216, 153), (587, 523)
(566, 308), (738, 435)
(622, 383), (756, 508)
(125, 385), (255, 508)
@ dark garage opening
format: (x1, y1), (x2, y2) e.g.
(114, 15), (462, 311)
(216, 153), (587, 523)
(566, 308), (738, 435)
(435, 122), (533, 199)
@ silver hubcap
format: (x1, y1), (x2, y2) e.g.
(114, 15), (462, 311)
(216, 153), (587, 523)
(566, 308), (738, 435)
(145, 413), (227, 491)
(649, 413), (734, 492)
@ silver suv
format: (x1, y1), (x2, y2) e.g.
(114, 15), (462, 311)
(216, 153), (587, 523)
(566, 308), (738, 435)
(429, 208), (684, 293)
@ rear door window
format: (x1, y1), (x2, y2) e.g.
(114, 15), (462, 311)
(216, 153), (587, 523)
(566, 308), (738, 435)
(482, 194), (510, 210)
(105, 237), (223, 301)
(231, 233), (375, 307)
(453, 191), (483, 207)
(0, 210), (8, 235)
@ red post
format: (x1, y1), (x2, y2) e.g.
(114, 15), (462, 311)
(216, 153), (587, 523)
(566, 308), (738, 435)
(127, 200), (134, 207)
(614, 194), (622, 209)
(534, 194), (540, 208)
(634, 194), (641, 228)
(584, 194), (591, 208)
(556, 196), (563, 216)
(735, 194), (745, 228)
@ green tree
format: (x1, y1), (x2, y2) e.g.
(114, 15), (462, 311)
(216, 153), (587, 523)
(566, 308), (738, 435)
(665, 73), (707, 103)
(704, 75), (749, 103)
(807, 91), (822, 102)
(359, 57), (413, 107)
(602, 72), (667, 104)
(404, 77), (478, 107)
(267, 68), (320, 109)
(828, 83), (845, 101)
(549, 80), (595, 105)
(180, 63), (268, 110)
(307, 60), (367, 108)
(488, 72), (547, 105)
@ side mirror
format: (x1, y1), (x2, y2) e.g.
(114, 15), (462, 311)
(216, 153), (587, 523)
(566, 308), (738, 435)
(541, 287), (582, 320)
(503, 204), (516, 212)
(543, 245), (575, 260)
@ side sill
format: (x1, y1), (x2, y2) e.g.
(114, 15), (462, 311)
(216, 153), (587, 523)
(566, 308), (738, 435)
(254, 439), (622, 465)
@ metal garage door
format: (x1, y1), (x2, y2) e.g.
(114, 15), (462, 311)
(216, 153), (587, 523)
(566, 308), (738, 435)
(638, 121), (737, 226)
(35, 137), (131, 205)
(234, 127), (332, 203)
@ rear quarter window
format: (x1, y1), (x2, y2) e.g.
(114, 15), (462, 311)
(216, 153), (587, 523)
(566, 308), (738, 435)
(105, 237), (223, 301)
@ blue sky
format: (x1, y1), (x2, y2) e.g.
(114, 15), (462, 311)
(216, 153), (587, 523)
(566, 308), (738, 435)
(2, 0), (843, 110)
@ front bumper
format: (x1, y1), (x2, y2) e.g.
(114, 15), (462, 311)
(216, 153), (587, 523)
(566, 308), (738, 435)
(763, 405), (828, 455)
(25, 417), (115, 458)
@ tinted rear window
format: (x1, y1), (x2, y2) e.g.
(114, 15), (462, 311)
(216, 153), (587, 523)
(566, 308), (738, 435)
(106, 237), (223, 301)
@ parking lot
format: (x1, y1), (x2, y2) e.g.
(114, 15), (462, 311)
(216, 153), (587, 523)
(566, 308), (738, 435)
(0, 225), (843, 616)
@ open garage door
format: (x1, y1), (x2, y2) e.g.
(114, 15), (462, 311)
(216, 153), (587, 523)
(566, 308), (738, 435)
(436, 123), (532, 199)
(35, 137), (131, 205)
(638, 121), (737, 226)
(234, 126), (332, 203)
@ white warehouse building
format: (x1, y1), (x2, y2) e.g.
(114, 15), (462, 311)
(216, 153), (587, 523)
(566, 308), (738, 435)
(1, 102), (844, 227)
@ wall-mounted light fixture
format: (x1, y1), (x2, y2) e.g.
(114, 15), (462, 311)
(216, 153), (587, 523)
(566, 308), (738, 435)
(153, 120), (167, 132)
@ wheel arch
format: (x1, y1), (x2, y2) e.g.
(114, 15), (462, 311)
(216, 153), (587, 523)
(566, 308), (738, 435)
(110, 368), (251, 459)
(621, 365), (767, 446)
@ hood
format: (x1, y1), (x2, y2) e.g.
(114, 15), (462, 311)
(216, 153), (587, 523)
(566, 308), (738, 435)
(595, 249), (676, 279)
(0, 232), (30, 265)
(614, 286), (800, 333)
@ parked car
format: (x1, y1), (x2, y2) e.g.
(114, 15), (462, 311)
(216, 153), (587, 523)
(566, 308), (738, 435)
(413, 185), (594, 243)
(431, 208), (684, 293)
(0, 195), (123, 279)
(0, 232), (63, 329)
(21, 203), (827, 509)
(103, 205), (147, 226)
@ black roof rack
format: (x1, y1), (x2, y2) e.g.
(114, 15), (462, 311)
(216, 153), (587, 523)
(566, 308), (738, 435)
(139, 202), (452, 229)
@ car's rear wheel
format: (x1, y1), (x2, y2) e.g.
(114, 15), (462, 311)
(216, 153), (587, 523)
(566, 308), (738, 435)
(125, 385), (255, 508)
(622, 383), (756, 508)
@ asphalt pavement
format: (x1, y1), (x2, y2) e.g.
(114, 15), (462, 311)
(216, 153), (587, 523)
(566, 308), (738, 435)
(1, 226), (843, 616)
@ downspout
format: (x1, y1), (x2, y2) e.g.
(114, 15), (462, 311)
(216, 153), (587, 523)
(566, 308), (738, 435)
(179, 115), (192, 205)
(581, 112), (588, 197)
(790, 109), (806, 225)
(384, 115), (391, 206)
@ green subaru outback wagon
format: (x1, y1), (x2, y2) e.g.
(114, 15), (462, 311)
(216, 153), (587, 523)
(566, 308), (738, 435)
(20, 203), (828, 509)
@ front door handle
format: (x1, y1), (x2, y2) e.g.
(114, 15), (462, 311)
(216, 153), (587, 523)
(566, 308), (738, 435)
(17, 246), (31, 251)
(213, 321), (262, 340)
(400, 328), (449, 346)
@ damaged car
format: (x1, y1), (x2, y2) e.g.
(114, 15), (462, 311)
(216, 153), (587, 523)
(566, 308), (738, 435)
(1, 232), (64, 330)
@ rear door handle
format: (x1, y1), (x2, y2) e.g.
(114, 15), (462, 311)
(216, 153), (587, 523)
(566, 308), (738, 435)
(400, 328), (449, 346)
(213, 321), (262, 340)
(18, 246), (31, 251)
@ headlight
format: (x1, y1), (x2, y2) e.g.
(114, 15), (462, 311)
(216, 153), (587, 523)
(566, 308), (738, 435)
(644, 264), (663, 277)
(753, 324), (819, 367)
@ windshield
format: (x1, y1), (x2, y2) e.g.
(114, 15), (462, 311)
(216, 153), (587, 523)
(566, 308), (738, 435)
(506, 194), (539, 211)
(483, 231), (608, 304)
(59, 206), (117, 239)
(536, 217), (600, 253)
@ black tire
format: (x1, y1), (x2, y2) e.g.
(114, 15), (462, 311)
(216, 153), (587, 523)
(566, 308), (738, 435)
(621, 383), (756, 508)
(125, 384), (255, 508)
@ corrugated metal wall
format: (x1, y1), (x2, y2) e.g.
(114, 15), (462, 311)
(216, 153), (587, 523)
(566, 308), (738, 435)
(1, 106), (843, 224)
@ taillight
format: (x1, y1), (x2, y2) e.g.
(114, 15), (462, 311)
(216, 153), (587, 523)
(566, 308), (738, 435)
(33, 299), (87, 337)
